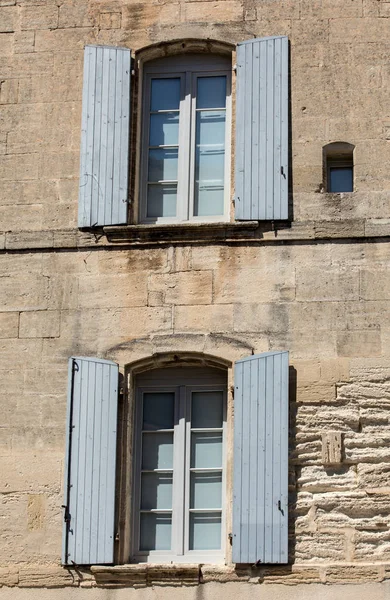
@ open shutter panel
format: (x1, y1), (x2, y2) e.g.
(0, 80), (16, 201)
(232, 351), (289, 564)
(62, 357), (119, 565)
(78, 45), (131, 227)
(235, 36), (288, 221)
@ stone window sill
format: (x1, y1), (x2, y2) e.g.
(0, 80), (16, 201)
(103, 222), (262, 244)
(90, 564), (201, 586)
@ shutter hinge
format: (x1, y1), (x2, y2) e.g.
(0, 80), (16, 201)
(233, 64), (237, 73)
(123, 197), (132, 204)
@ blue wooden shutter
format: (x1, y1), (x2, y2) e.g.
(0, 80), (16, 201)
(235, 36), (288, 221)
(232, 351), (289, 564)
(78, 45), (131, 227)
(62, 357), (119, 565)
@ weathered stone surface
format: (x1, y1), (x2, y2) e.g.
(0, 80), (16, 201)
(0, 566), (18, 586)
(149, 271), (213, 306)
(297, 383), (336, 404)
(0, 275), (48, 311)
(18, 567), (77, 588)
(336, 330), (382, 358)
(214, 266), (295, 304)
(20, 4), (58, 30)
(296, 267), (359, 302)
(78, 273), (148, 308)
(0, 312), (18, 338)
(325, 564), (382, 582)
(260, 565), (322, 585)
(358, 463), (390, 490)
(294, 531), (346, 561)
(0, 6), (16, 32)
(19, 310), (60, 339)
(300, 464), (357, 493)
(175, 304), (233, 333)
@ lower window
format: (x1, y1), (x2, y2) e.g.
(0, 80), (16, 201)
(132, 367), (227, 563)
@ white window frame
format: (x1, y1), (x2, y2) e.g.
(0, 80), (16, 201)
(131, 368), (227, 564)
(139, 54), (232, 224)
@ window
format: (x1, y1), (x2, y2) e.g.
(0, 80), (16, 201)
(323, 141), (354, 193)
(132, 367), (227, 563)
(139, 55), (232, 224)
(78, 38), (289, 228)
(63, 352), (289, 567)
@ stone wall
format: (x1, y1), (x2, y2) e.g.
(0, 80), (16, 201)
(1, 0), (390, 593)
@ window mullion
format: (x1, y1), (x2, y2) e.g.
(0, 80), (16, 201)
(183, 385), (192, 554)
(176, 73), (191, 222)
(187, 71), (196, 221)
(172, 385), (186, 556)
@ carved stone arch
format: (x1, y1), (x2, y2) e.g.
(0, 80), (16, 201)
(104, 332), (254, 370)
(135, 38), (235, 65)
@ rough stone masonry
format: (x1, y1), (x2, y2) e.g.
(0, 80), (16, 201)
(0, 0), (390, 597)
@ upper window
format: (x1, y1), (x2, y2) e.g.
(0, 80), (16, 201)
(78, 39), (289, 228)
(131, 366), (227, 563)
(139, 54), (232, 224)
(323, 141), (355, 193)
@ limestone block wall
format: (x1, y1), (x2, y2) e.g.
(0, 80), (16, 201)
(0, 0), (390, 593)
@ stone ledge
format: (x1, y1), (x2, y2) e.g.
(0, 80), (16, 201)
(2, 563), (390, 588)
(2, 219), (390, 251)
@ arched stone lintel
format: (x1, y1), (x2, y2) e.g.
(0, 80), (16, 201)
(128, 351), (231, 376)
(136, 38), (235, 65)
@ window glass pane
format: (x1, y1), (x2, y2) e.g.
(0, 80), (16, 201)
(191, 391), (223, 428)
(190, 472), (222, 509)
(141, 473), (173, 510)
(197, 76), (226, 109)
(196, 148), (225, 190)
(151, 78), (181, 111)
(194, 185), (224, 217)
(194, 110), (225, 217)
(142, 432), (173, 470)
(196, 110), (226, 145)
(149, 113), (179, 146)
(329, 167), (353, 192)
(189, 513), (221, 550)
(191, 433), (222, 469)
(143, 392), (174, 430)
(140, 513), (172, 551)
(147, 184), (177, 218)
(148, 148), (178, 182)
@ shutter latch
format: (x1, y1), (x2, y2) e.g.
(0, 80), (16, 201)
(280, 165), (286, 179)
(62, 504), (71, 524)
(278, 500), (284, 516)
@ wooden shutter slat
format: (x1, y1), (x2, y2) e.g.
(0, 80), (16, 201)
(233, 351), (289, 564)
(235, 36), (288, 221)
(62, 357), (119, 566)
(78, 45), (131, 227)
